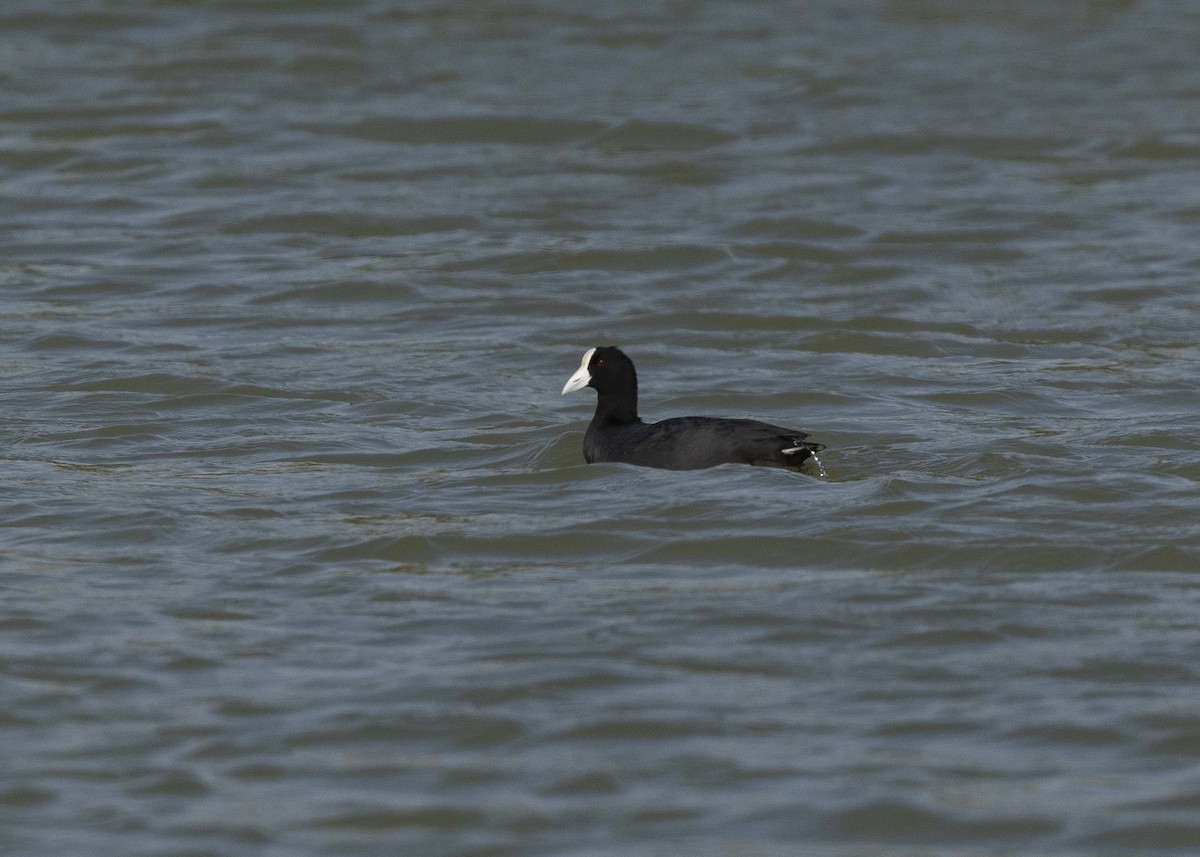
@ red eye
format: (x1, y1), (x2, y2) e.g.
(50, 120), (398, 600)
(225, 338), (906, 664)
(596, 358), (606, 367)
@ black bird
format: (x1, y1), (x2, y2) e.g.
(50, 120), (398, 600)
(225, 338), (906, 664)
(561, 346), (824, 471)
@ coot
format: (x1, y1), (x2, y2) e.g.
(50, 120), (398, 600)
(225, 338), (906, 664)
(561, 346), (824, 471)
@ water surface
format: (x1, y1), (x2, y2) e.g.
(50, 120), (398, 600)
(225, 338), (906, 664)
(3, 2), (1199, 855)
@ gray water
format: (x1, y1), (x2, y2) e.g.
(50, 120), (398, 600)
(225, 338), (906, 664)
(3, 1), (1200, 855)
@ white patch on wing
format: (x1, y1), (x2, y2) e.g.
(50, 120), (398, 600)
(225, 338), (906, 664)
(561, 347), (596, 395)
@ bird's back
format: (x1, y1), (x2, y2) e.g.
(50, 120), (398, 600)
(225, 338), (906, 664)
(585, 416), (822, 470)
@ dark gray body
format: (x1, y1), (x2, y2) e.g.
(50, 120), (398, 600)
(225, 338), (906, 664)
(584, 415), (820, 470)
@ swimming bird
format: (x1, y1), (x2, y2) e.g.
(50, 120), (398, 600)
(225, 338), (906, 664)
(561, 346), (824, 471)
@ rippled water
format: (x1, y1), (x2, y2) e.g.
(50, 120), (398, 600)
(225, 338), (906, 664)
(3, 2), (1200, 855)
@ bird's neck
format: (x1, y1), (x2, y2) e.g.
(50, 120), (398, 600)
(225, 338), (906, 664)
(593, 389), (639, 425)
